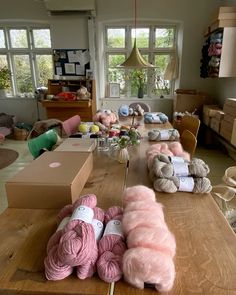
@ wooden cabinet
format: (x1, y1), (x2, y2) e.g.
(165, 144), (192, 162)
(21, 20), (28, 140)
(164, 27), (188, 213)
(41, 79), (97, 121)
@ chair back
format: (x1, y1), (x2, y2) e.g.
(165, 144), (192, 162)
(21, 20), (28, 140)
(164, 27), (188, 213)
(62, 115), (81, 136)
(180, 129), (197, 158)
(176, 115), (200, 137)
(129, 102), (151, 112)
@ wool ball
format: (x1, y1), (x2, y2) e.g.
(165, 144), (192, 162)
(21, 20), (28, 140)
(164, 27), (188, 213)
(78, 123), (89, 134)
(90, 124), (99, 133)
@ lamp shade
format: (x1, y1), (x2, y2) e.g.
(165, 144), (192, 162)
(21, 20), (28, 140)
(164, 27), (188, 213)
(119, 39), (154, 68)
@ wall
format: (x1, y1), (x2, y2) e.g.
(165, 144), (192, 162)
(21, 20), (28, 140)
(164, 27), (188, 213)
(2, 0), (236, 123)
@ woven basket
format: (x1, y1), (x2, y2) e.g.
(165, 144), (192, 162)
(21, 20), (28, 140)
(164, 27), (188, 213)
(13, 127), (28, 140)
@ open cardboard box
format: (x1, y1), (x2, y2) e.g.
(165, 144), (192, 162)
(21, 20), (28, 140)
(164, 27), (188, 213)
(6, 151), (93, 209)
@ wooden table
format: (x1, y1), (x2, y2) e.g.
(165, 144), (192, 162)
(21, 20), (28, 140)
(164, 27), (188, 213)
(0, 120), (236, 295)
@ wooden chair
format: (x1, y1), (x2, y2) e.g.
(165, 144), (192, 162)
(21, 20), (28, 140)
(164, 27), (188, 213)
(175, 115), (200, 138)
(180, 129), (197, 158)
(129, 102), (151, 112)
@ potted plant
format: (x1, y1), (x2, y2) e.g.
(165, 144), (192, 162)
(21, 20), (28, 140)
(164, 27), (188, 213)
(131, 70), (146, 98)
(0, 66), (11, 97)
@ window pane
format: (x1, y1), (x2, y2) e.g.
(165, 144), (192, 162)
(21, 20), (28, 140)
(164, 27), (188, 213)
(132, 28), (149, 48)
(0, 30), (6, 48)
(155, 28), (174, 48)
(0, 55), (8, 67)
(108, 54), (125, 67)
(33, 29), (51, 48)
(107, 28), (125, 48)
(10, 29), (28, 48)
(13, 55), (33, 94)
(108, 69), (125, 95)
(36, 55), (53, 87)
(154, 54), (170, 95)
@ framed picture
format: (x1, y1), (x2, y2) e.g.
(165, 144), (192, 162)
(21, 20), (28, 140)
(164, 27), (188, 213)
(86, 69), (93, 80)
(109, 83), (120, 98)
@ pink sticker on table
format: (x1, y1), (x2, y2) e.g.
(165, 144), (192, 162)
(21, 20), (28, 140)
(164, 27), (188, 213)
(49, 162), (61, 168)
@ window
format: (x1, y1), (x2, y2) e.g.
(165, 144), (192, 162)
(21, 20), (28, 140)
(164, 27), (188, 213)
(104, 25), (177, 98)
(0, 26), (53, 97)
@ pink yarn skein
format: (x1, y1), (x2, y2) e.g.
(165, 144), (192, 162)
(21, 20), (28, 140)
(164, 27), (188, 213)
(76, 206), (105, 279)
(96, 206), (127, 283)
(44, 204), (74, 281)
(122, 185), (176, 292)
(57, 194), (97, 268)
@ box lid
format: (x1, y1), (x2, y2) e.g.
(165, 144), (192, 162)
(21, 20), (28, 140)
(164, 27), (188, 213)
(7, 151), (92, 185)
(54, 138), (96, 152)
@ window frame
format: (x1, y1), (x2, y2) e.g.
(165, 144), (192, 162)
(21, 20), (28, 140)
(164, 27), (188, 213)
(103, 23), (178, 98)
(0, 24), (52, 98)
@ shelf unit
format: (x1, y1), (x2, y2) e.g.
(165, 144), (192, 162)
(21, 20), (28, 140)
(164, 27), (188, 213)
(41, 79), (97, 121)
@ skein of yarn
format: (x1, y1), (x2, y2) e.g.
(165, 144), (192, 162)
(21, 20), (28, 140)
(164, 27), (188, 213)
(150, 154), (210, 178)
(96, 206), (126, 283)
(44, 204), (74, 281)
(57, 194), (98, 270)
(148, 129), (180, 141)
(76, 206), (105, 279)
(122, 185), (176, 292)
(153, 176), (212, 193)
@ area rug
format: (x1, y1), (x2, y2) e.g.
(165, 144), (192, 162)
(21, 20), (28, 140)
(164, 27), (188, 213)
(0, 148), (19, 169)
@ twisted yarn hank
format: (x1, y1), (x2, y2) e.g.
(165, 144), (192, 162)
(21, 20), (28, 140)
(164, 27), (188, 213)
(153, 176), (212, 193)
(44, 204), (74, 281)
(148, 129), (180, 141)
(96, 206), (127, 283)
(57, 194), (97, 269)
(76, 206), (105, 279)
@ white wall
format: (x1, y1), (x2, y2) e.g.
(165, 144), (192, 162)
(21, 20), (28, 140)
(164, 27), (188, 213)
(2, 0), (236, 123)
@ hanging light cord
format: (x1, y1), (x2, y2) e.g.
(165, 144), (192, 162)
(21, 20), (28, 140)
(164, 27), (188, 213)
(134, 0), (137, 39)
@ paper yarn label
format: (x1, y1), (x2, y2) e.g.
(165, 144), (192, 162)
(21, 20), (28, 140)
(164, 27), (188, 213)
(103, 219), (124, 238)
(170, 156), (185, 163)
(160, 129), (170, 140)
(178, 176), (194, 192)
(173, 162), (189, 176)
(56, 216), (70, 231)
(92, 219), (104, 240)
(70, 205), (94, 223)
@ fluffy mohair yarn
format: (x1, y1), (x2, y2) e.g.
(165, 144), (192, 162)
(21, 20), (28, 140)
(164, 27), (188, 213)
(148, 129), (180, 141)
(97, 206), (127, 283)
(57, 194), (97, 269)
(44, 204), (74, 281)
(76, 206), (105, 279)
(153, 176), (212, 193)
(123, 185), (156, 206)
(122, 185), (176, 292)
(151, 154), (210, 178)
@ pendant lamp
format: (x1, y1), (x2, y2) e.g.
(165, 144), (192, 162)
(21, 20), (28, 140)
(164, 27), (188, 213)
(119, 0), (154, 68)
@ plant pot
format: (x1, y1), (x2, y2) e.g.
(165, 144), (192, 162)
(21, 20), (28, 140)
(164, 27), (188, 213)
(138, 87), (144, 98)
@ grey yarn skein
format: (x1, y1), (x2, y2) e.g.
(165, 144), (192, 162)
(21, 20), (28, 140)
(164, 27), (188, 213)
(148, 129), (180, 141)
(151, 154), (210, 178)
(153, 176), (212, 193)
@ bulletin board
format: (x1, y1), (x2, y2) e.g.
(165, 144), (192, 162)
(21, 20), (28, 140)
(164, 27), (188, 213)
(53, 49), (91, 77)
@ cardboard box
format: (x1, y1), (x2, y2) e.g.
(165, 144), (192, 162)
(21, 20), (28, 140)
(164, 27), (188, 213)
(54, 138), (97, 152)
(231, 119), (236, 147)
(224, 113), (236, 124)
(6, 151), (93, 209)
(223, 104), (236, 117)
(219, 7), (236, 14)
(214, 110), (225, 121)
(210, 117), (221, 133)
(220, 120), (233, 141)
(224, 98), (236, 107)
(174, 93), (213, 113)
(202, 105), (222, 125)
